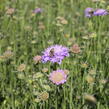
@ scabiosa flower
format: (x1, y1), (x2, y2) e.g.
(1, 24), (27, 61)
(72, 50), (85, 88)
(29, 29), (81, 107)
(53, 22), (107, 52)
(85, 8), (109, 17)
(70, 44), (81, 54)
(6, 8), (15, 15)
(42, 45), (69, 64)
(33, 8), (43, 14)
(49, 70), (67, 85)
(3, 50), (14, 59)
(33, 55), (42, 64)
(17, 64), (26, 72)
(85, 8), (94, 18)
(39, 91), (49, 101)
(93, 9), (109, 16)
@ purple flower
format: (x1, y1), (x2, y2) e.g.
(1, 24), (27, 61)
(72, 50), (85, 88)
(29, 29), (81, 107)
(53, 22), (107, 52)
(85, 8), (109, 18)
(33, 8), (43, 14)
(93, 9), (109, 16)
(41, 45), (69, 64)
(85, 8), (94, 18)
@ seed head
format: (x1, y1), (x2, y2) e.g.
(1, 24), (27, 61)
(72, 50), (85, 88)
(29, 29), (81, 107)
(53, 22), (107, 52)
(33, 55), (42, 64)
(3, 50), (14, 59)
(17, 64), (26, 72)
(6, 8), (15, 15)
(39, 91), (49, 101)
(70, 44), (81, 54)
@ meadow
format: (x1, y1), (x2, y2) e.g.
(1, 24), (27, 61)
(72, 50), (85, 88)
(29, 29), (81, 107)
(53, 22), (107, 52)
(0, 0), (109, 109)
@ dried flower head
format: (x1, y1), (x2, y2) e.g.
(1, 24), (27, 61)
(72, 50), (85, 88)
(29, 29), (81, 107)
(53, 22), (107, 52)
(100, 79), (108, 84)
(56, 16), (68, 25)
(6, 8), (15, 15)
(89, 69), (96, 75)
(81, 63), (88, 68)
(84, 94), (97, 103)
(17, 64), (26, 72)
(49, 70), (67, 85)
(70, 44), (81, 54)
(86, 75), (95, 84)
(3, 50), (14, 59)
(39, 91), (49, 101)
(38, 22), (45, 30)
(42, 68), (48, 73)
(60, 19), (68, 24)
(42, 45), (69, 64)
(33, 55), (42, 64)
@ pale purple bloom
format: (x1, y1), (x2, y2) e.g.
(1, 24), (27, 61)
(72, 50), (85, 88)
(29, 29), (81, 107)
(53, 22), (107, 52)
(93, 9), (109, 16)
(49, 69), (67, 85)
(85, 8), (109, 18)
(85, 8), (94, 18)
(41, 45), (69, 64)
(33, 8), (43, 14)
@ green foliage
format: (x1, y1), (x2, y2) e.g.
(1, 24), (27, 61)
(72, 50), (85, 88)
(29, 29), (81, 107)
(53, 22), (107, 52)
(0, 0), (109, 109)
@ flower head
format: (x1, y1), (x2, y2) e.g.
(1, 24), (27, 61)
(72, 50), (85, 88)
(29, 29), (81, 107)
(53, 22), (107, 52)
(85, 8), (109, 17)
(33, 55), (42, 64)
(17, 64), (26, 72)
(39, 91), (49, 101)
(38, 22), (45, 30)
(86, 75), (95, 84)
(93, 9), (109, 16)
(42, 68), (48, 73)
(56, 16), (68, 25)
(42, 45), (69, 64)
(85, 8), (94, 18)
(6, 8), (15, 15)
(49, 70), (67, 85)
(70, 44), (81, 54)
(3, 50), (14, 59)
(33, 8), (43, 14)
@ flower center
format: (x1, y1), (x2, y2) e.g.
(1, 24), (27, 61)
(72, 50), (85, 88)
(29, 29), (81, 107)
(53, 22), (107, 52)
(52, 72), (64, 82)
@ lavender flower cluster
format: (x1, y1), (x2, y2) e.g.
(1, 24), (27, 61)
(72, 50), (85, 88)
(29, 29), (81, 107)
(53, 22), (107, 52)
(41, 45), (69, 64)
(41, 45), (69, 85)
(85, 8), (109, 18)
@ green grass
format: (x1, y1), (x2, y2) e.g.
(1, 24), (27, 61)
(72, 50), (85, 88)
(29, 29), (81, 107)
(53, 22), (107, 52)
(0, 0), (109, 109)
